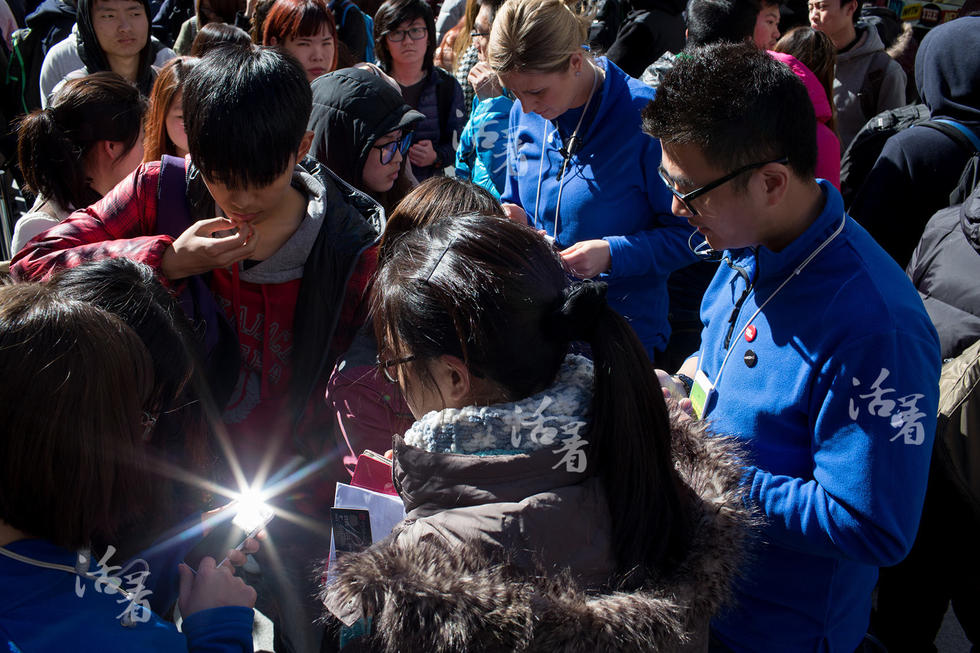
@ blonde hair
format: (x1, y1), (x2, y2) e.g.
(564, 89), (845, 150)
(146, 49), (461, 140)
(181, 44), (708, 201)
(487, 0), (590, 74)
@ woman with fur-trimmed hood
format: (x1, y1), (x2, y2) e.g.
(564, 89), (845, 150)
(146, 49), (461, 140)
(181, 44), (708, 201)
(321, 213), (754, 652)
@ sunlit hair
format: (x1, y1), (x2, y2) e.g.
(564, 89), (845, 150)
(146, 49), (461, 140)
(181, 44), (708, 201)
(262, 0), (339, 72)
(774, 26), (839, 134)
(143, 57), (197, 162)
(380, 176), (504, 262)
(487, 0), (590, 74)
(190, 21), (252, 56)
(374, 214), (692, 585)
(17, 72), (146, 210)
(0, 283), (154, 550)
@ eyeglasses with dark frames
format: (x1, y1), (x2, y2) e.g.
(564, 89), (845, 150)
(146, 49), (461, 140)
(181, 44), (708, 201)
(385, 26), (427, 42)
(469, 29), (490, 38)
(658, 156), (789, 216)
(376, 353), (418, 383)
(373, 132), (413, 165)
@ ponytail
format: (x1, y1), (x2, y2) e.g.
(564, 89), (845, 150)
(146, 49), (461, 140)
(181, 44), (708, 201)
(16, 72), (146, 210)
(17, 108), (98, 211)
(547, 281), (691, 586)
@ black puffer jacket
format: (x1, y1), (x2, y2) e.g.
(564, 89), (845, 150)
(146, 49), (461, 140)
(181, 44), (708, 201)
(907, 182), (980, 361)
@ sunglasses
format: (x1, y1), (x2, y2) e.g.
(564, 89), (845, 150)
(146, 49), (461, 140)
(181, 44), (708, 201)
(658, 157), (788, 216)
(373, 132), (413, 165)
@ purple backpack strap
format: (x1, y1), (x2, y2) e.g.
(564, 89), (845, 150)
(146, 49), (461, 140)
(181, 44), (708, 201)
(156, 155), (232, 359)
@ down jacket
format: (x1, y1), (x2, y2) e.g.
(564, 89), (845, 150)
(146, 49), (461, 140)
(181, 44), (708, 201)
(322, 399), (754, 652)
(907, 182), (980, 361)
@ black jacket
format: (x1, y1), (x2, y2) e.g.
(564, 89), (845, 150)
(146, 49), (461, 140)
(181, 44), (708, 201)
(848, 16), (980, 268)
(907, 183), (980, 362)
(606, 0), (686, 80)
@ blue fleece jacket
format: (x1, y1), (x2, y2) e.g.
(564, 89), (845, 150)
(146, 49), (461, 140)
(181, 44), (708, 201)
(700, 181), (941, 652)
(0, 538), (254, 652)
(500, 57), (696, 356)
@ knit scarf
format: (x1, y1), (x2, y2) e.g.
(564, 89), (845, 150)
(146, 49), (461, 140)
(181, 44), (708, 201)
(404, 354), (594, 457)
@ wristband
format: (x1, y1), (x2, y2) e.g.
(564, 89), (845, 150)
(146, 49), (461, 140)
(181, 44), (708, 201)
(672, 373), (694, 396)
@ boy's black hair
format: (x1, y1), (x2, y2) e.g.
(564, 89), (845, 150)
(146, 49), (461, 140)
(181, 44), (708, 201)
(182, 43), (313, 189)
(643, 42), (817, 183)
(374, 0), (437, 73)
(686, 0), (759, 47)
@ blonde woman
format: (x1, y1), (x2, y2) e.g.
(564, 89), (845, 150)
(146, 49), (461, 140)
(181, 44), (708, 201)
(490, 0), (698, 363)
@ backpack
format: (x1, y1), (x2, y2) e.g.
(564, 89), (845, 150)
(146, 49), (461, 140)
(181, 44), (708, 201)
(928, 118), (980, 206)
(935, 338), (980, 522)
(842, 107), (980, 210)
(332, 0), (375, 64)
(3, 26), (45, 118)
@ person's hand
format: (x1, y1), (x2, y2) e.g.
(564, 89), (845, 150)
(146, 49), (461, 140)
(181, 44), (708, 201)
(559, 239), (611, 279)
(200, 505), (264, 568)
(161, 217), (256, 280)
(408, 140), (438, 168)
(178, 557), (257, 618)
(501, 203), (527, 224)
(468, 62), (503, 101)
(656, 369), (695, 421)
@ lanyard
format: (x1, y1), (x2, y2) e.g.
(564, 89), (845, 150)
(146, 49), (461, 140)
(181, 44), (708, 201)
(696, 215), (847, 395)
(532, 63), (601, 237)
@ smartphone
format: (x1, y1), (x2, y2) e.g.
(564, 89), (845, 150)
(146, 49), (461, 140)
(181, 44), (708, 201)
(183, 504), (274, 572)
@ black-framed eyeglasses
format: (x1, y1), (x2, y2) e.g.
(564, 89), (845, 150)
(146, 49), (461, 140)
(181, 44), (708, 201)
(469, 29), (490, 38)
(658, 157), (789, 216)
(385, 26), (427, 42)
(376, 353), (418, 383)
(373, 132), (413, 165)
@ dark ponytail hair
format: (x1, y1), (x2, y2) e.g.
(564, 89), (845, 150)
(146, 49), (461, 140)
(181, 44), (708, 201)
(17, 72), (146, 210)
(373, 214), (691, 584)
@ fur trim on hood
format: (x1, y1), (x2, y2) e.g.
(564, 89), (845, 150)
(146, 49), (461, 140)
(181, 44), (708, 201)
(321, 402), (756, 652)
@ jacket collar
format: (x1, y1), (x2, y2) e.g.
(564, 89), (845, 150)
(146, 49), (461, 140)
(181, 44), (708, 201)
(728, 180), (847, 282)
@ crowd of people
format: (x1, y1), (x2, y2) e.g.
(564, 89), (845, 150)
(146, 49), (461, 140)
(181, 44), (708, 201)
(0, 0), (978, 650)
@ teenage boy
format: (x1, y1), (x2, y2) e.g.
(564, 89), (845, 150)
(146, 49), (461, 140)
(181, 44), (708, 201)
(13, 42), (382, 651)
(14, 42), (382, 486)
(809, 0), (905, 149)
(38, 0), (175, 106)
(644, 42), (940, 652)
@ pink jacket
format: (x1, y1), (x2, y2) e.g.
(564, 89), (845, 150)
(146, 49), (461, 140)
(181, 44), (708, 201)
(769, 51), (841, 190)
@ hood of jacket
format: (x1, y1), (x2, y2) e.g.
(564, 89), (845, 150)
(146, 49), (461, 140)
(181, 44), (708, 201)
(323, 401), (755, 652)
(769, 51), (833, 125)
(75, 0), (162, 95)
(837, 22), (887, 63)
(914, 16), (980, 124)
(26, 0), (75, 28)
(308, 67), (424, 189)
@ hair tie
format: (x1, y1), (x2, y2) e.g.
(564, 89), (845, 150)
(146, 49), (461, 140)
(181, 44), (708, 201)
(544, 280), (608, 342)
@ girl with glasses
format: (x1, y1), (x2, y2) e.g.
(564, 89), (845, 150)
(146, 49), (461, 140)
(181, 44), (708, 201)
(374, 0), (465, 182)
(309, 66), (424, 213)
(320, 213), (753, 650)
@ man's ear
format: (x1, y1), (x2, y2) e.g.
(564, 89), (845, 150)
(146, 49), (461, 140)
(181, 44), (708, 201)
(844, 0), (858, 18)
(757, 161), (790, 207)
(297, 130), (314, 161)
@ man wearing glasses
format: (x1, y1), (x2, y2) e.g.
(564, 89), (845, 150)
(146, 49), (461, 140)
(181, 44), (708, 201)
(645, 42), (940, 653)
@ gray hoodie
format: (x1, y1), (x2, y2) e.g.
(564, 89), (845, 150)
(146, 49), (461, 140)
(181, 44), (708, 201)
(834, 24), (907, 150)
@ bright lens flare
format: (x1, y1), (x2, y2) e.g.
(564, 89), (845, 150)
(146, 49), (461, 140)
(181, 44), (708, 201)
(232, 488), (274, 533)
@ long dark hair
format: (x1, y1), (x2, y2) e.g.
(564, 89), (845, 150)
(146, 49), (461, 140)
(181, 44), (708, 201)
(18, 72), (146, 210)
(373, 214), (691, 585)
